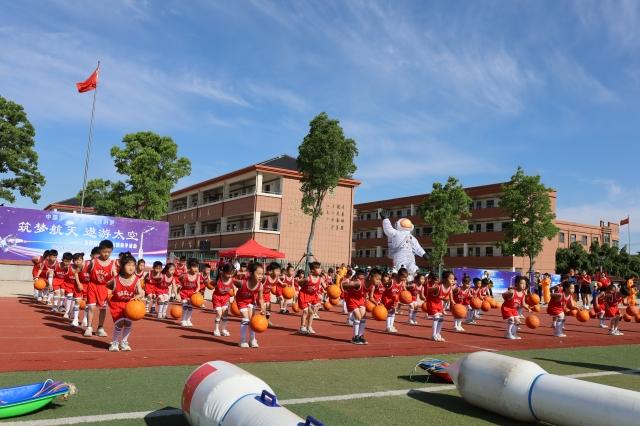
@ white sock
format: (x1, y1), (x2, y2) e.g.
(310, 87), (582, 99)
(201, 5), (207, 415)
(122, 324), (132, 342)
(386, 316), (391, 328)
(112, 325), (122, 344)
(390, 314), (396, 327)
(432, 318), (439, 337)
(186, 306), (193, 321)
(353, 320), (360, 337)
(73, 303), (80, 321)
(348, 312), (354, 322)
(250, 328), (256, 341)
(222, 317), (228, 330)
(436, 317), (444, 335)
(52, 295), (60, 308)
(181, 303), (188, 321)
(511, 322), (518, 337)
(240, 319), (248, 342)
(555, 318), (564, 335)
(65, 296), (73, 315)
(358, 319), (366, 336)
(214, 318), (220, 332)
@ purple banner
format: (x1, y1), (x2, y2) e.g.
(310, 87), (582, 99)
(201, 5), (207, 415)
(0, 206), (168, 264)
(452, 267), (518, 294)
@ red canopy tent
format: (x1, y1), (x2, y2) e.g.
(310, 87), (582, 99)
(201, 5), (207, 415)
(218, 239), (285, 259)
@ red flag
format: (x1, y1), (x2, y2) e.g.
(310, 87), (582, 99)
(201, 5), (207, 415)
(76, 67), (99, 93)
(620, 217), (629, 226)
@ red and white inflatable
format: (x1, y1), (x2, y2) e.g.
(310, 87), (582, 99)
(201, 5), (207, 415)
(182, 361), (322, 426)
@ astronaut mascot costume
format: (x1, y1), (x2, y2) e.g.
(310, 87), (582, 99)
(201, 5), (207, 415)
(381, 210), (429, 281)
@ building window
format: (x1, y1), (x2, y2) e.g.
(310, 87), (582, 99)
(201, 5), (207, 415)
(475, 224), (482, 232)
(570, 234), (576, 243)
(559, 232), (565, 243)
(613, 240), (619, 248)
(365, 231), (371, 239)
(486, 223), (494, 232)
(365, 250), (370, 258)
(366, 213), (371, 220)
(502, 222), (511, 231)
(486, 199), (495, 208)
(425, 227), (432, 235)
(469, 224), (474, 232)
(486, 247), (493, 257)
(581, 235), (588, 245)
(604, 234), (611, 245)
(415, 228), (421, 236)
(476, 200), (482, 209)
(593, 236), (599, 244)
(406, 208), (412, 216)
(457, 247), (464, 257)
(474, 247), (481, 256)
(396, 210), (402, 217)
(469, 202), (475, 210)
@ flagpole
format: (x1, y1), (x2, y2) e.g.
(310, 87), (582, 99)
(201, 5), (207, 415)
(628, 215), (631, 254)
(79, 61), (99, 214)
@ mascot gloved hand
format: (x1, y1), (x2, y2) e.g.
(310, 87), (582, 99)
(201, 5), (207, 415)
(381, 211), (426, 281)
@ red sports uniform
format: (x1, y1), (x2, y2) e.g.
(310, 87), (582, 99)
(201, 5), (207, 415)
(408, 284), (422, 302)
(108, 275), (140, 321)
(155, 274), (174, 296)
(146, 272), (162, 296)
(212, 277), (234, 308)
(381, 281), (403, 310)
(593, 292), (606, 314)
(475, 287), (489, 299)
(179, 273), (200, 301)
(64, 264), (87, 298)
(344, 278), (367, 312)
(453, 287), (472, 306)
(425, 284), (451, 316)
(372, 282), (386, 303)
(603, 293), (623, 319)
(52, 263), (67, 291)
(501, 290), (525, 319)
(281, 275), (296, 298)
(262, 276), (279, 303)
(199, 272), (211, 293)
(87, 259), (115, 306)
(174, 263), (187, 280)
(32, 257), (44, 280)
(235, 279), (259, 309)
(38, 259), (57, 280)
(298, 275), (322, 309)
(547, 293), (573, 316)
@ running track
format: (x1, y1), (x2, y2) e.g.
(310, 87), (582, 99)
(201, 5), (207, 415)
(1, 296), (638, 372)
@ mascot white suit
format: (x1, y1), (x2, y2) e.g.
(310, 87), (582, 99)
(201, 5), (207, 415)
(381, 211), (429, 280)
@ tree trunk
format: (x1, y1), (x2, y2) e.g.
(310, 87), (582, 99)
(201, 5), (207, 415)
(305, 213), (318, 273)
(529, 255), (535, 292)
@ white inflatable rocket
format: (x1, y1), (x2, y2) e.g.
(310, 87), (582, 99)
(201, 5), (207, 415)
(447, 351), (640, 426)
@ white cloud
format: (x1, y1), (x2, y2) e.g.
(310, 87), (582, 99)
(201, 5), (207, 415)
(574, 1), (640, 51)
(246, 81), (307, 111)
(178, 75), (250, 107)
(547, 53), (616, 103)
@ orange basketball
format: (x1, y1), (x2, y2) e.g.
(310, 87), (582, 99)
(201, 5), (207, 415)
(365, 300), (376, 312)
(576, 309), (590, 323)
(625, 306), (638, 317)
(190, 293), (204, 307)
(421, 301), (429, 312)
(140, 279), (145, 290)
(230, 301), (241, 317)
(250, 314), (269, 333)
(372, 305), (388, 321)
(34, 279), (47, 290)
(228, 286), (235, 296)
(323, 301), (332, 311)
(622, 313), (632, 322)
(470, 297), (482, 309)
(125, 300), (146, 321)
(452, 304), (467, 319)
(526, 294), (540, 306)
(399, 290), (412, 305)
(481, 300), (491, 312)
(271, 286), (277, 295)
(170, 304), (183, 319)
(484, 296), (494, 306)
(525, 315), (540, 329)
(326, 285), (341, 299)
(589, 309), (597, 318)
(282, 286), (295, 300)
(531, 304), (541, 313)
(329, 297), (340, 306)
(635, 313), (640, 323)
(569, 308), (578, 317)
(206, 281), (215, 290)
(489, 298), (498, 309)
(78, 299), (86, 310)
(291, 302), (300, 313)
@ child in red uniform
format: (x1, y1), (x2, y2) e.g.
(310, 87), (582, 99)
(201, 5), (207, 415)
(233, 263), (264, 348)
(407, 273), (425, 325)
(298, 262), (325, 335)
(68, 253), (91, 327)
(424, 271), (454, 342)
(31, 249), (50, 301)
(155, 263), (175, 318)
(145, 261), (162, 315)
(260, 262), (281, 326)
(106, 255), (144, 351)
(200, 264), (212, 293)
(382, 268), (406, 333)
(452, 277), (472, 332)
(370, 271), (388, 305)
(212, 263), (234, 337)
(604, 284), (625, 336)
(547, 281), (577, 337)
(44, 250), (64, 311)
(278, 265), (296, 314)
(51, 252), (72, 316)
(502, 276), (531, 339)
(178, 259), (201, 327)
(592, 286), (607, 328)
(172, 256), (187, 301)
(343, 269), (381, 344)
(84, 240), (116, 337)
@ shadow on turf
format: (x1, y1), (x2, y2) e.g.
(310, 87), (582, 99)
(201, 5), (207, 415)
(61, 334), (111, 349)
(532, 357), (637, 372)
(144, 407), (189, 426)
(408, 390), (528, 426)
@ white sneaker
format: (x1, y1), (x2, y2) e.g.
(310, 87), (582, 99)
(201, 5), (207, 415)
(213, 330), (221, 337)
(385, 327), (393, 332)
(81, 318), (87, 327)
(554, 333), (567, 337)
(505, 333), (516, 339)
(307, 327), (316, 334)
(299, 327), (308, 334)
(63, 313), (69, 319)
(96, 327), (108, 337)
(390, 326), (398, 333)
(599, 323), (608, 329)
(181, 321), (187, 327)
(513, 336), (522, 340)
(120, 342), (132, 351)
(313, 313), (320, 319)
(71, 319), (79, 327)
(108, 342), (119, 352)
(616, 330), (624, 336)
(250, 339), (259, 348)
(438, 334), (446, 342)
(83, 327), (93, 337)
(221, 329), (230, 337)
(186, 320), (193, 327)
(458, 326), (465, 332)
(239, 342), (249, 348)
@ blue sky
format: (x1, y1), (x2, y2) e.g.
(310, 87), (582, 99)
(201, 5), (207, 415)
(1, 1), (639, 251)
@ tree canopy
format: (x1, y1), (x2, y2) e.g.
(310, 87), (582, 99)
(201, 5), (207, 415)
(0, 95), (46, 203)
(79, 131), (191, 220)
(556, 241), (640, 277)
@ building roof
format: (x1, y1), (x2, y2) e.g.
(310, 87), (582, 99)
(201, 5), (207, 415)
(44, 197), (96, 212)
(171, 154), (360, 197)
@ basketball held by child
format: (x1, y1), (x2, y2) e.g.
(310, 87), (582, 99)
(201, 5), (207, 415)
(34, 279), (46, 290)
(526, 294), (540, 306)
(452, 304), (467, 319)
(250, 314), (269, 333)
(365, 300), (375, 312)
(125, 300), (146, 321)
(399, 290), (412, 304)
(525, 315), (540, 329)
(470, 297), (482, 309)
(230, 301), (241, 317)
(190, 293), (204, 307)
(372, 305), (388, 321)
(576, 309), (590, 323)
(282, 286), (295, 300)
(170, 304), (183, 319)
(481, 300), (491, 312)
(327, 285), (341, 299)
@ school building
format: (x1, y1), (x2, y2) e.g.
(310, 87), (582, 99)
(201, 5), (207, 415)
(352, 183), (620, 274)
(163, 155), (359, 267)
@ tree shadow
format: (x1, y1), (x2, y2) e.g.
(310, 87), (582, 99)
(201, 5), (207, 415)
(407, 390), (529, 425)
(179, 334), (242, 347)
(532, 357), (639, 373)
(144, 407), (187, 426)
(61, 334), (111, 350)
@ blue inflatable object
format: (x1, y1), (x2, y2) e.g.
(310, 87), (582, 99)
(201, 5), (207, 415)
(0, 380), (73, 419)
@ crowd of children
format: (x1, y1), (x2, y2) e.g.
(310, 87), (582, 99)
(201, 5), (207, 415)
(30, 240), (638, 353)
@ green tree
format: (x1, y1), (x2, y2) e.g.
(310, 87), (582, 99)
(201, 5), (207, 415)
(297, 112), (358, 268)
(555, 242), (591, 274)
(420, 177), (472, 272)
(498, 167), (559, 275)
(0, 96), (46, 203)
(79, 131), (191, 220)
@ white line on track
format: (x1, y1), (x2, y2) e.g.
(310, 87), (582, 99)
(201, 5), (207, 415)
(3, 368), (638, 426)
